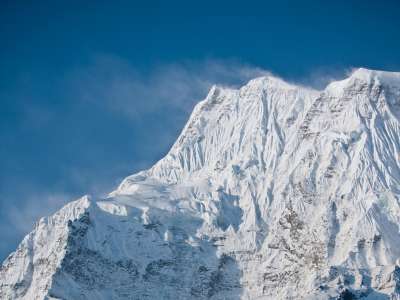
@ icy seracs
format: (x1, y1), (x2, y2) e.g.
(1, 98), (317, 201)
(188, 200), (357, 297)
(2, 68), (400, 299)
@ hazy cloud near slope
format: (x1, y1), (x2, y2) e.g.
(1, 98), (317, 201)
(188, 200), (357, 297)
(0, 191), (70, 259)
(7, 193), (71, 233)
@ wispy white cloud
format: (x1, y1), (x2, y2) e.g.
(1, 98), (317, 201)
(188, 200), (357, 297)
(67, 55), (270, 119)
(294, 65), (354, 90)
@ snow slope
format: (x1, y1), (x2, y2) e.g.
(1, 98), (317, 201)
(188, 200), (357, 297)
(2, 68), (400, 299)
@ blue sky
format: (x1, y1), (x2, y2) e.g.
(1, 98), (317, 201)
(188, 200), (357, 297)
(1, 0), (399, 260)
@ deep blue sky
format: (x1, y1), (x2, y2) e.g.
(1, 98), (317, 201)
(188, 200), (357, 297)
(1, 0), (399, 260)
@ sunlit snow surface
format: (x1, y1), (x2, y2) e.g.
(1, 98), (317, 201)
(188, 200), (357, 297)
(2, 68), (400, 299)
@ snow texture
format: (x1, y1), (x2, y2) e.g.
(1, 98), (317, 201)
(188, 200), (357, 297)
(2, 68), (400, 299)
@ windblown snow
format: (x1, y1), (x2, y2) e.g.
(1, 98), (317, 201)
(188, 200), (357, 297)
(2, 68), (400, 299)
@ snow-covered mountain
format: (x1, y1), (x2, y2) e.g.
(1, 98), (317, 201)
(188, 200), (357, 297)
(2, 68), (400, 299)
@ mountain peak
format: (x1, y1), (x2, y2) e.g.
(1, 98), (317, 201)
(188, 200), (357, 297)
(208, 68), (400, 103)
(328, 67), (400, 91)
(243, 74), (319, 95)
(2, 68), (400, 299)
(350, 67), (400, 81)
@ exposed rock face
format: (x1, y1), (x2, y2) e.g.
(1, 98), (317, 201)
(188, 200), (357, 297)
(2, 68), (400, 299)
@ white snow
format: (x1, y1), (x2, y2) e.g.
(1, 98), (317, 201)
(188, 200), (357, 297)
(2, 68), (400, 299)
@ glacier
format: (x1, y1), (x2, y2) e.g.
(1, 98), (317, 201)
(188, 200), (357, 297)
(2, 68), (400, 299)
